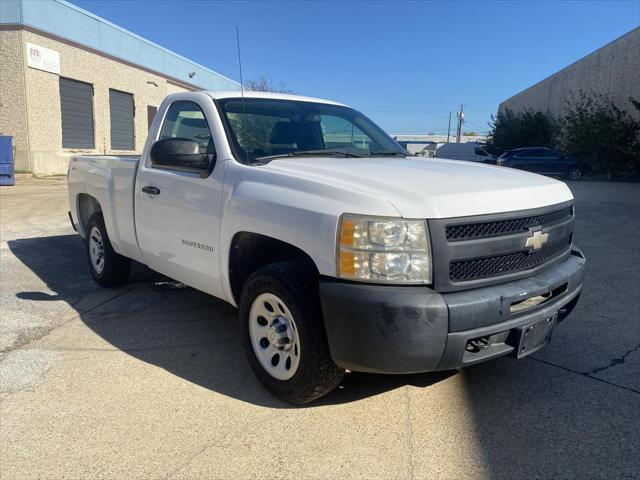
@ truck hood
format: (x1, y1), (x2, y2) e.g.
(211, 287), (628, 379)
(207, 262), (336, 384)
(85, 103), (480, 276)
(264, 156), (573, 218)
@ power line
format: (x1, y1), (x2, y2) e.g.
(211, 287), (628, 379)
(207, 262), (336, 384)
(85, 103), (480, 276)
(465, 119), (491, 132)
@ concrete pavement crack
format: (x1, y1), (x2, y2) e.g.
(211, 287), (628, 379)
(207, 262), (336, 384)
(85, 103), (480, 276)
(162, 428), (242, 479)
(404, 385), (416, 480)
(527, 356), (640, 394)
(588, 343), (640, 375)
(161, 442), (215, 480)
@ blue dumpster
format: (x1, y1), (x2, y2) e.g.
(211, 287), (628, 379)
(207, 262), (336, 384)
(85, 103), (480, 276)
(0, 136), (15, 186)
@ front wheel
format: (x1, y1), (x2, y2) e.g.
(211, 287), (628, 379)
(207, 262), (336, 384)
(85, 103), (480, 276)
(240, 263), (344, 404)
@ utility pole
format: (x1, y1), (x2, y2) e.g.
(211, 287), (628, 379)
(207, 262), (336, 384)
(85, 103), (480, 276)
(455, 104), (464, 143)
(446, 111), (452, 143)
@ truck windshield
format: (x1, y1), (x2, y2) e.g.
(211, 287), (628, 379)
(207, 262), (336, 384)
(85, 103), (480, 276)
(217, 98), (406, 164)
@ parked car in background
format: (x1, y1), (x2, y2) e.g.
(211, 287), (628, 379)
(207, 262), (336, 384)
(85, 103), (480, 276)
(497, 147), (588, 180)
(436, 142), (495, 163)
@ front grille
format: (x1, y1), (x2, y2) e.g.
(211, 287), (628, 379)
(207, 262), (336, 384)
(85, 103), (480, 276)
(449, 235), (572, 282)
(445, 206), (573, 241)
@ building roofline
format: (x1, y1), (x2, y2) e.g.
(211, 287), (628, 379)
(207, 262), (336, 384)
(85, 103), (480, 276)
(501, 26), (640, 106)
(1, 23), (202, 92)
(51, 0), (240, 88)
(0, 0), (240, 91)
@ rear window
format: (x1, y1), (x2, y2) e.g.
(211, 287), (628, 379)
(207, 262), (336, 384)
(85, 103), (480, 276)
(474, 148), (489, 157)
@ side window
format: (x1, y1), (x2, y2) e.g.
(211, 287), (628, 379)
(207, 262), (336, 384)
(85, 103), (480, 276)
(320, 115), (378, 152)
(159, 101), (213, 153)
(516, 150), (539, 159)
(474, 147), (489, 157)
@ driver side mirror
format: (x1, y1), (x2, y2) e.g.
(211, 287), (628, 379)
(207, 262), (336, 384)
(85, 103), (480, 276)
(150, 138), (215, 177)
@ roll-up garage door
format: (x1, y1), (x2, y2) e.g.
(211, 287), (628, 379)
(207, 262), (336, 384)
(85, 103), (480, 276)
(109, 89), (135, 150)
(59, 78), (95, 149)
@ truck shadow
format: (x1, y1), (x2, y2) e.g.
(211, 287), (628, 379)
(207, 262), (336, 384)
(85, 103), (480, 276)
(8, 234), (453, 408)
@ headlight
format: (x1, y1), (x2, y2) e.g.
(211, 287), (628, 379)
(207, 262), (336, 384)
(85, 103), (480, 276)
(337, 214), (432, 284)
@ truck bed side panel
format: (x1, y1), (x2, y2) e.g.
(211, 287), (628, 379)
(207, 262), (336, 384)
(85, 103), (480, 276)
(68, 155), (144, 263)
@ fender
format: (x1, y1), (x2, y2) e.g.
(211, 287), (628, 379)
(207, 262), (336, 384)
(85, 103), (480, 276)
(218, 160), (400, 305)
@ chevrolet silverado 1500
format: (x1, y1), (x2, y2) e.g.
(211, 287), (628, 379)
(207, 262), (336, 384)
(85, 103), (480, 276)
(68, 91), (586, 404)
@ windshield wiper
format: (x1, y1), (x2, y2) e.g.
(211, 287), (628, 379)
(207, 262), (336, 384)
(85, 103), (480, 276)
(255, 149), (364, 162)
(367, 151), (407, 157)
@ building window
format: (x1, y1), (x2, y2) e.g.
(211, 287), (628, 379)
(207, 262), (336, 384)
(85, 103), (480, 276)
(109, 89), (135, 150)
(59, 78), (95, 149)
(147, 105), (158, 131)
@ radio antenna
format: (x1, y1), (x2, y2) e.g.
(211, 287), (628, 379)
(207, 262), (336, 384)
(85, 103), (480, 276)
(235, 26), (245, 96)
(235, 26), (249, 163)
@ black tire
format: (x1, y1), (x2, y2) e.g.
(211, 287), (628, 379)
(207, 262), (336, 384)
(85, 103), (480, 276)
(567, 167), (583, 181)
(85, 213), (131, 287)
(240, 262), (344, 404)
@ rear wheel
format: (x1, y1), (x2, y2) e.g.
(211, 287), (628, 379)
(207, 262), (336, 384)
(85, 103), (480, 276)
(85, 213), (131, 287)
(240, 262), (344, 404)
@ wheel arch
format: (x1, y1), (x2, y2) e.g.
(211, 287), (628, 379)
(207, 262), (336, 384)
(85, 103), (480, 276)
(227, 231), (320, 306)
(76, 193), (103, 238)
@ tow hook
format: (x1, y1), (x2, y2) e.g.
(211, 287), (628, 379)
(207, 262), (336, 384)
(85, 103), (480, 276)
(466, 336), (491, 353)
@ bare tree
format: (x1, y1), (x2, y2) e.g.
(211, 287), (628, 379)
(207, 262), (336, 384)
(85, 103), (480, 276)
(244, 75), (294, 94)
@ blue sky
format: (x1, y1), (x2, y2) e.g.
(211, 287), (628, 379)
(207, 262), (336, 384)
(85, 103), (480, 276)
(71, 0), (639, 135)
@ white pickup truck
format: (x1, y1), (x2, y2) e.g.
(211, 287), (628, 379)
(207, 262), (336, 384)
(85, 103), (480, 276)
(68, 91), (586, 403)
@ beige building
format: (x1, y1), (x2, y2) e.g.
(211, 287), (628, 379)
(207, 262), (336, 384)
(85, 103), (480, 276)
(0, 0), (239, 175)
(499, 27), (640, 121)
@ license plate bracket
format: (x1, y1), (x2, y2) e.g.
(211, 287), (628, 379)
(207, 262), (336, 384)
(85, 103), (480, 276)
(510, 313), (557, 359)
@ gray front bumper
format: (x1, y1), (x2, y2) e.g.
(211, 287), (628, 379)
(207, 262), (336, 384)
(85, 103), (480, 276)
(319, 249), (586, 374)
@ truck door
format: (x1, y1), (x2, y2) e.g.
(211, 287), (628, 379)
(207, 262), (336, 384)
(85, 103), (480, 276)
(135, 98), (225, 298)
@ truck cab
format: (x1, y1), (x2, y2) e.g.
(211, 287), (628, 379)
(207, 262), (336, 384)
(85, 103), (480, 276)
(68, 91), (586, 404)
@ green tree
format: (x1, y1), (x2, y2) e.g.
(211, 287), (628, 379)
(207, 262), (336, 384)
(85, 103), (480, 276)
(559, 91), (640, 177)
(244, 75), (294, 94)
(485, 108), (558, 155)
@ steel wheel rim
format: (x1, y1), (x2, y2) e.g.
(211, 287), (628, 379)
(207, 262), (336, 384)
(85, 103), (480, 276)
(89, 226), (105, 274)
(249, 292), (301, 381)
(569, 169), (582, 180)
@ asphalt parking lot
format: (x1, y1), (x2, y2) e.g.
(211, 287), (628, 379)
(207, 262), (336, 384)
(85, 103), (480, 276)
(1, 177), (639, 479)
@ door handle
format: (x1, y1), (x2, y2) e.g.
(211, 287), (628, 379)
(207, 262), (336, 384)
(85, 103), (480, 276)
(142, 186), (160, 195)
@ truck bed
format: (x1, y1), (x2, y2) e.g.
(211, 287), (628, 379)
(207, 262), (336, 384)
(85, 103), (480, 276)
(67, 155), (144, 263)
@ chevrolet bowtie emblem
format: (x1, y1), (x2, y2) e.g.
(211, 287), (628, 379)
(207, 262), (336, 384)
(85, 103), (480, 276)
(525, 230), (549, 251)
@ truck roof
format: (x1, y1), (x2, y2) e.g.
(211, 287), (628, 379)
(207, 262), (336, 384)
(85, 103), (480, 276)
(205, 90), (348, 107)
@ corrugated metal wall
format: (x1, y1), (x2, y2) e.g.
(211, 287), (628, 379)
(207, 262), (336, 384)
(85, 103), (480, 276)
(109, 89), (134, 150)
(59, 78), (95, 148)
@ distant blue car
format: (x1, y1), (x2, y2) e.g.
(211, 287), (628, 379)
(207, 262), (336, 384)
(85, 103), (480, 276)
(497, 147), (588, 180)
